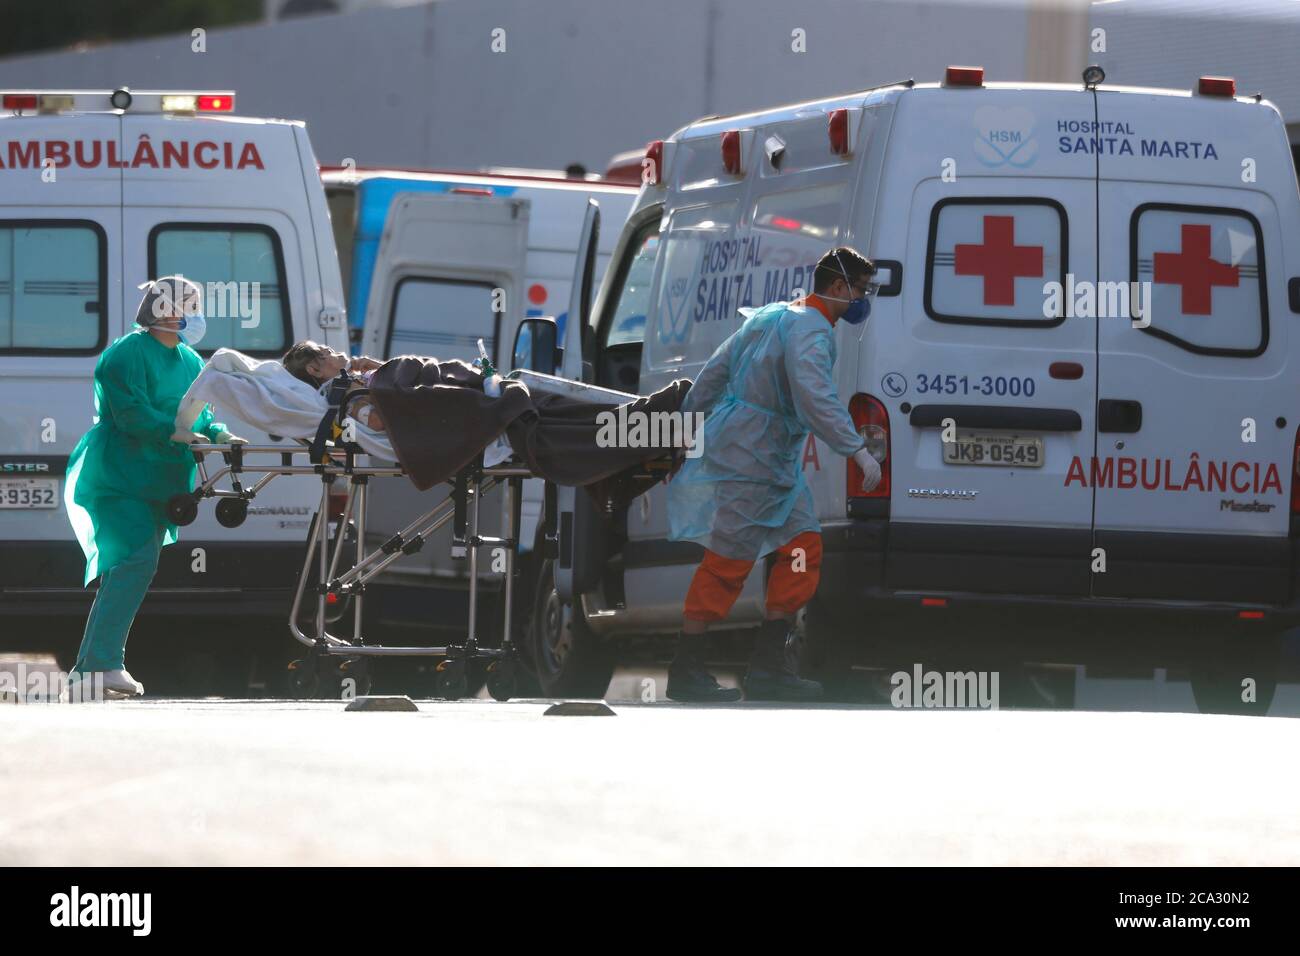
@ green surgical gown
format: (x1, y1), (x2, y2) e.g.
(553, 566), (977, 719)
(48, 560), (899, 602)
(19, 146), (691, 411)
(64, 329), (226, 585)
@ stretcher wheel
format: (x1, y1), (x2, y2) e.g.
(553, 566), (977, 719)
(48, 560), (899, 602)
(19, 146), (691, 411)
(215, 497), (249, 528)
(339, 657), (373, 698)
(287, 658), (320, 698)
(434, 659), (468, 700)
(167, 493), (199, 526)
(486, 659), (518, 701)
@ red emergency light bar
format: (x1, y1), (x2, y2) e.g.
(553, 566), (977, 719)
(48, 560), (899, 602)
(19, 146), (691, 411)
(721, 130), (742, 175)
(197, 94), (234, 112)
(1198, 76), (1236, 97)
(2, 90), (236, 113)
(645, 139), (665, 185)
(944, 66), (985, 87)
(828, 108), (850, 155)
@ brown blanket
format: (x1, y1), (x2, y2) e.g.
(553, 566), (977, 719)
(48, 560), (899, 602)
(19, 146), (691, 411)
(369, 356), (532, 491)
(369, 355), (692, 501)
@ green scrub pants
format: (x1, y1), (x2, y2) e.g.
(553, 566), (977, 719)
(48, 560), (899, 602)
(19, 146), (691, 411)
(72, 528), (163, 674)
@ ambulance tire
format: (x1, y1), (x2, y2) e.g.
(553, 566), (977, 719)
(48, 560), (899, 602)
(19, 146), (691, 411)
(799, 597), (860, 701)
(1189, 628), (1279, 716)
(526, 558), (615, 699)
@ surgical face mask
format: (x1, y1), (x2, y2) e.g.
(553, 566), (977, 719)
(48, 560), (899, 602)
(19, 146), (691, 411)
(840, 295), (871, 326)
(176, 312), (206, 346)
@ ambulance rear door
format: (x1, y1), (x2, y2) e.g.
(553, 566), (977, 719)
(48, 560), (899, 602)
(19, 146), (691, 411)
(1091, 91), (1296, 604)
(885, 89), (1099, 597)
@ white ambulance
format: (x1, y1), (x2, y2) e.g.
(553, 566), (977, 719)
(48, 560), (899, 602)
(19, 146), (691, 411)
(0, 90), (348, 665)
(521, 68), (1300, 712)
(320, 166), (636, 635)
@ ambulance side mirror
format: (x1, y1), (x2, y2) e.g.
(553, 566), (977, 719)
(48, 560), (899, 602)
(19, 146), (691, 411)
(512, 317), (560, 375)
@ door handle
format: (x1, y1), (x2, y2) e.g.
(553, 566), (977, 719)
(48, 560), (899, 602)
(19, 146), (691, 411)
(1098, 399), (1142, 433)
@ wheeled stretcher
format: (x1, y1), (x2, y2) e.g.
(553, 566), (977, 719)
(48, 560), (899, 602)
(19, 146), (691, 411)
(170, 357), (690, 700)
(173, 438), (533, 699)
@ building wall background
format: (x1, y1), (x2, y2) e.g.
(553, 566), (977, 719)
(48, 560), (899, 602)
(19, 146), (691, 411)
(0, 0), (1294, 173)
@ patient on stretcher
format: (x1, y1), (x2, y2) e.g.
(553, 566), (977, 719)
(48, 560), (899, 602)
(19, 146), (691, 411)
(282, 340), (388, 432)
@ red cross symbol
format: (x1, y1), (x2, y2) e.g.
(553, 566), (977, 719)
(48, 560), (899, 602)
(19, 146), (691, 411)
(1153, 223), (1239, 315)
(954, 215), (1044, 306)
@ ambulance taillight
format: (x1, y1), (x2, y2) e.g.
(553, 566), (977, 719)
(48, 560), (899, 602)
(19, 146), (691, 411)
(1197, 76), (1236, 97)
(848, 394), (890, 500)
(2, 94), (37, 110)
(944, 66), (985, 87)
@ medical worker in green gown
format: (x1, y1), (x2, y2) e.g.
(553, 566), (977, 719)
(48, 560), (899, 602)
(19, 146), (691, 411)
(64, 276), (242, 698)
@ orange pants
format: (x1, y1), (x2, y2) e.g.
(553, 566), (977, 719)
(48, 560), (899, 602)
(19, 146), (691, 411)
(683, 531), (822, 623)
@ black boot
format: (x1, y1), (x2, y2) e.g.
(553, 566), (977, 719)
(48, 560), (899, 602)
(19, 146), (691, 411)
(744, 618), (824, 702)
(666, 633), (742, 703)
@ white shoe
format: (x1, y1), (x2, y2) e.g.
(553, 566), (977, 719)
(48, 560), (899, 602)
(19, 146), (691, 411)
(98, 669), (144, 698)
(60, 669), (144, 702)
(118, 669), (145, 695)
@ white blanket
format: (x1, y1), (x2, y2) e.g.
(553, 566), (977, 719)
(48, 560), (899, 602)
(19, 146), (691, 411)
(179, 349), (395, 459)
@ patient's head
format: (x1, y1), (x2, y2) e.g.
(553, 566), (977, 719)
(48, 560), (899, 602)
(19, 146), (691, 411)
(284, 340), (349, 387)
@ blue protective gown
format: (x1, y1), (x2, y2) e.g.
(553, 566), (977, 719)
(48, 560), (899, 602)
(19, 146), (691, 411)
(667, 301), (866, 561)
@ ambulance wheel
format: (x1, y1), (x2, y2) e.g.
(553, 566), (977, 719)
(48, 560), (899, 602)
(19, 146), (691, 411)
(1190, 629), (1279, 716)
(527, 559), (614, 698)
(486, 658), (518, 701)
(215, 497), (249, 528)
(338, 657), (373, 698)
(167, 493), (199, 526)
(435, 659), (468, 700)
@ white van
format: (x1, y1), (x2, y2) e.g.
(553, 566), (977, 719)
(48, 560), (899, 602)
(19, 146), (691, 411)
(521, 69), (1300, 710)
(0, 90), (347, 657)
(321, 167), (636, 634)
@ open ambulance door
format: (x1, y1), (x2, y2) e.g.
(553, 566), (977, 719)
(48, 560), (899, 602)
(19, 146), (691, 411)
(554, 200), (604, 601)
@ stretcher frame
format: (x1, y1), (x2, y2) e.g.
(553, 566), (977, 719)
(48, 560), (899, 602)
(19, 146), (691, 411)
(179, 438), (531, 696)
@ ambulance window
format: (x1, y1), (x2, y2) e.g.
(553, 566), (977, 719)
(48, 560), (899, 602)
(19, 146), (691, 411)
(387, 278), (498, 364)
(1131, 204), (1267, 357)
(151, 224), (291, 356)
(645, 201), (740, 373)
(604, 220), (660, 348)
(0, 221), (105, 355)
(751, 183), (847, 296)
(925, 198), (1067, 327)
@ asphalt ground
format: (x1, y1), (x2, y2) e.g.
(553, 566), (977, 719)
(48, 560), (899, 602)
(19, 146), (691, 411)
(2, 695), (1298, 865)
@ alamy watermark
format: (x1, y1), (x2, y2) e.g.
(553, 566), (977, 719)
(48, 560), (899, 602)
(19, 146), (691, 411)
(150, 275), (263, 329)
(891, 663), (1000, 709)
(595, 407), (706, 459)
(0, 663), (107, 703)
(1043, 274), (1153, 327)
